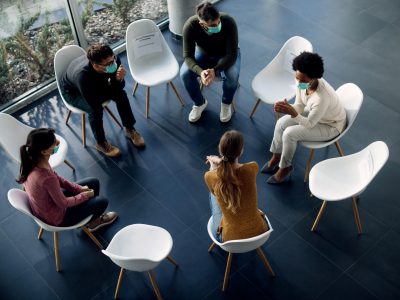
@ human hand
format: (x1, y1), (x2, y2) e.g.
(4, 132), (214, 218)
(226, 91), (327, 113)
(83, 189), (95, 198)
(274, 99), (298, 117)
(80, 185), (91, 192)
(206, 155), (222, 170)
(201, 69), (215, 86)
(201, 70), (210, 86)
(115, 65), (126, 81)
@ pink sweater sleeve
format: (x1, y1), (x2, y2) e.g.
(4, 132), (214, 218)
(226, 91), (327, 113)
(44, 176), (90, 208)
(54, 171), (83, 194)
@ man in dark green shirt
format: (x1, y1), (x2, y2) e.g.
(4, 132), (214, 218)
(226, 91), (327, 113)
(180, 1), (240, 123)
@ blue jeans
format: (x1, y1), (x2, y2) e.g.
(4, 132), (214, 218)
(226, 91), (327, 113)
(180, 49), (241, 106)
(209, 193), (223, 242)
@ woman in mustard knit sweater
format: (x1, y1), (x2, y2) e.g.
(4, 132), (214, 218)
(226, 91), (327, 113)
(205, 130), (268, 242)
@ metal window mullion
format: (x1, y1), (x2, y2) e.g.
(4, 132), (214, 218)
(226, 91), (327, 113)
(64, 0), (88, 49)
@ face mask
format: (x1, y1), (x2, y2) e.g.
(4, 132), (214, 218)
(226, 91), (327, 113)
(104, 62), (118, 74)
(53, 144), (59, 154)
(297, 81), (311, 90)
(208, 21), (222, 34)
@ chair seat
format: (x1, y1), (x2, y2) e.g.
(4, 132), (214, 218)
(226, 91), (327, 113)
(252, 70), (296, 104)
(300, 137), (339, 149)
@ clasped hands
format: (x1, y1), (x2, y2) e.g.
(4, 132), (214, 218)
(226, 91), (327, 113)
(201, 68), (216, 86)
(80, 185), (95, 198)
(274, 98), (298, 118)
(115, 65), (126, 82)
(205, 155), (222, 170)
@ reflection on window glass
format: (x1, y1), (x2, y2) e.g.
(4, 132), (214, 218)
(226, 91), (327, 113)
(0, 0), (73, 106)
(79, 0), (168, 46)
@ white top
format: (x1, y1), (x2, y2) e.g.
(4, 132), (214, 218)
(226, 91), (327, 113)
(292, 78), (346, 132)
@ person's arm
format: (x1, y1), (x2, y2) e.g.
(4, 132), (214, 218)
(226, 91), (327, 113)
(183, 18), (203, 75)
(204, 172), (215, 195)
(110, 56), (126, 89)
(291, 89), (305, 114)
(76, 72), (102, 110)
(293, 94), (328, 129)
(44, 176), (91, 209)
(55, 171), (84, 194)
(213, 16), (238, 73)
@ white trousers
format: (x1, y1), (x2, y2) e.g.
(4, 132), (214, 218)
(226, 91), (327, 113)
(270, 115), (340, 168)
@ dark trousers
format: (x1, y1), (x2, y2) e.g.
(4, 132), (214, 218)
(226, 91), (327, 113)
(60, 177), (108, 227)
(62, 88), (136, 144)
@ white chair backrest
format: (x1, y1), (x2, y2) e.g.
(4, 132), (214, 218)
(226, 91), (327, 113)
(336, 83), (363, 135)
(102, 224), (173, 272)
(0, 113), (33, 162)
(272, 36), (313, 73)
(363, 141), (389, 179)
(54, 45), (86, 93)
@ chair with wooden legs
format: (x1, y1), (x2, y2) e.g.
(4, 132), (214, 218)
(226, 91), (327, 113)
(0, 112), (75, 171)
(102, 224), (178, 299)
(7, 189), (103, 272)
(249, 36), (312, 119)
(126, 19), (185, 118)
(309, 141), (389, 234)
(300, 83), (363, 182)
(207, 214), (275, 291)
(54, 45), (123, 148)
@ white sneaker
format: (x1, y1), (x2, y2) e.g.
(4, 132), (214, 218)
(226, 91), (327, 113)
(188, 100), (208, 122)
(220, 103), (232, 122)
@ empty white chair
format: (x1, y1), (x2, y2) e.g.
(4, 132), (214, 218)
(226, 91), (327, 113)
(249, 36), (312, 118)
(207, 214), (275, 291)
(126, 19), (185, 118)
(0, 112), (74, 171)
(102, 224), (178, 299)
(54, 45), (123, 147)
(301, 83), (363, 182)
(7, 188), (103, 272)
(310, 141), (389, 234)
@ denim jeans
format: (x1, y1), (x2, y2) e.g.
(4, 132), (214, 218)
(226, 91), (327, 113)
(209, 193), (223, 242)
(61, 87), (136, 144)
(180, 49), (241, 106)
(60, 177), (108, 227)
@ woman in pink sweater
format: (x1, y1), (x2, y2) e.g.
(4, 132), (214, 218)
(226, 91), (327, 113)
(17, 128), (117, 231)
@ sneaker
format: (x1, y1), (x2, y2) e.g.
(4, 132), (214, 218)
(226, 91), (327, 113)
(126, 129), (145, 148)
(220, 103), (232, 123)
(86, 212), (118, 232)
(188, 100), (208, 122)
(95, 141), (121, 157)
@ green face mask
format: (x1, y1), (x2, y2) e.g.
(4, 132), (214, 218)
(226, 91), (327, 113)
(207, 21), (222, 34)
(53, 144), (59, 154)
(105, 62), (118, 74)
(297, 82), (311, 90)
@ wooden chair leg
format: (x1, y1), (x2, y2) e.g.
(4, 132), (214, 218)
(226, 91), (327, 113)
(166, 255), (179, 267)
(232, 101), (236, 113)
(249, 98), (261, 118)
(132, 82), (139, 96)
(38, 227), (44, 240)
(81, 226), (103, 249)
(145, 87), (150, 118)
(54, 232), (60, 272)
(335, 141), (344, 156)
(222, 253), (233, 291)
(199, 81), (204, 91)
(63, 159), (75, 171)
(304, 149), (315, 182)
(104, 106), (123, 129)
(352, 197), (363, 234)
(81, 113), (86, 147)
(208, 242), (216, 253)
(169, 81), (185, 106)
(114, 268), (125, 299)
(311, 201), (328, 232)
(65, 110), (72, 125)
(148, 270), (163, 300)
(256, 248), (275, 277)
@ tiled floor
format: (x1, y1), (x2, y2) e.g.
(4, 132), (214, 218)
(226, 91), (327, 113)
(1, 0), (400, 299)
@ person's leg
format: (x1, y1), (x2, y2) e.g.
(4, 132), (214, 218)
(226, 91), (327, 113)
(220, 49), (241, 105)
(110, 89), (136, 130)
(62, 177), (100, 197)
(60, 197), (108, 227)
(280, 123), (340, 168)
(270, 115), (298, 157)
(209, 193), (223, 242)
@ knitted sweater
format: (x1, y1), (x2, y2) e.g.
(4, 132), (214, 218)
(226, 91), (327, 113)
(204, 162), (268, 242)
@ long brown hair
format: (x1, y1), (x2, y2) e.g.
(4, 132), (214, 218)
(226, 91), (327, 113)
(214, 130), (244, 213)
(17, 128), (56, 184)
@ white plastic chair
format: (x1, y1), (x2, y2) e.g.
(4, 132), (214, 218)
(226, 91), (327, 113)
(0, 112), (74, 171)
(309, 141), (389, 234)
(207, 214), (275, 291)
(102, 224), (178, 299)
(301, 83), (363, 182)
(54, 45), (123, 147)
(7, 188), (103, 272)
(126, 19), (185, 118)
(249, 36), (313, 119)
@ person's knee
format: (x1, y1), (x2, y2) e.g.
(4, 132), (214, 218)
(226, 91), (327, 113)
(180, 65), (197, 83)
(282, 127), (299, 143)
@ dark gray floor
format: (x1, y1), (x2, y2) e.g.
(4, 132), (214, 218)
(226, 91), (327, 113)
(1, 0), (400, 299)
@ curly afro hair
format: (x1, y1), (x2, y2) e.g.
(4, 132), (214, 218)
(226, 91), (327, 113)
(292, 52), (324, 79)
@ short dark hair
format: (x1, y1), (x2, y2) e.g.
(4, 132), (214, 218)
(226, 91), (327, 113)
(197, 1), (219, 22)
(86, 43), (114, 64)
(292, 52), (324, 79)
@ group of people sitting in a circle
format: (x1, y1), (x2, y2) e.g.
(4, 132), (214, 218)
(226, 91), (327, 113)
(17, 1), (347, 242)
